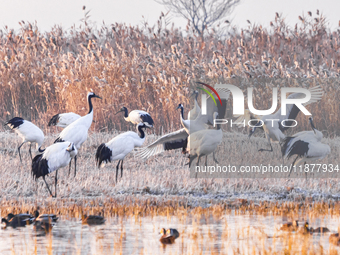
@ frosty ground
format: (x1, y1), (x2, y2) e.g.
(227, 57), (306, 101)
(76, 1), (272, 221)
(1, 129), (340, 206)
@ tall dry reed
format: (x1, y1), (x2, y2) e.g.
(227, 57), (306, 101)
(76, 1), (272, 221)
(0, 11), (339, 134)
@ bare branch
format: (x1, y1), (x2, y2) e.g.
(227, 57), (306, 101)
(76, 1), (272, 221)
(156, 0), (240, 37)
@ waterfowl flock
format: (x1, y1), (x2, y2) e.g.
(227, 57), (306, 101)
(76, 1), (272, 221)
(4, 211), (340, 247)
(280, 220), (331, 236)
(1, 210), (180, 244)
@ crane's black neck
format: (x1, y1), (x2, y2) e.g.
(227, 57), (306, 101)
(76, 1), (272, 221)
(179, 106), (184, 119)
(195, 93), (198, 101)
(88, 95), (95, 114)
(310, 118), (316, 134)
(122, 107), (128, 118)
(34, 210), (40, 218)
(38, 147), (45, 153)
(137, 125), (145, 139)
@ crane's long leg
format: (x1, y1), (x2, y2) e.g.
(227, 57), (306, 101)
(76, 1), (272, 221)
(68, 160), (72, 176)
(196, 156), (201, 178)
(18, 142), (25, 163)
(213, 152), (219, 164)
(42, 176), (54, 197)
(205, 156), (208, 167)
(288, 156), (299, 177)
(74, 155), (77, 177)
(197, 155), (201, 166)
(116, 160), (121, 183)
(188, 155), (197, 167)
(29, 143), (32, 160)
(55, 170), (58, 198)
(121, 160), (124, 179)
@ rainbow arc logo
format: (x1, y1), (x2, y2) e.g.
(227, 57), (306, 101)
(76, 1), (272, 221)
(196, 82), (223, 106)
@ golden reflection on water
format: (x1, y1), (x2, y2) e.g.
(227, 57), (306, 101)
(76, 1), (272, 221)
(1, 212), (340, 254)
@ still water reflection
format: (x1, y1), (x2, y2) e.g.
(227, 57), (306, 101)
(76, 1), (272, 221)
(1, 212), (340, 254)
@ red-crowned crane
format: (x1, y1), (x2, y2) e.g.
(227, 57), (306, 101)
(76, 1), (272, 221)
(48, 112), (81, 128)
(116, 106), (154, 128)
(137, 104), (216, 160)
(281, 117), (331, 177)
(54, 92), (101, 176)
(136, 104), (202, 159)
(96, 123), (149, 182)
(4, 117), (44, 162)
(32, 142), (77, 197)
(249, 86), (323, 152)
(188, 112), (222, 167)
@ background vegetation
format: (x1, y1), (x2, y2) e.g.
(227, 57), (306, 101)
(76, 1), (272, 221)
(0, 11), (339, 135)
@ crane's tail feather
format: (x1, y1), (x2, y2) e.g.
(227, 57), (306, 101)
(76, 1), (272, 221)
(4, 117), (24, 129)
(281, 136), (294, 158)
(95, 143), (112, 168)
(48, 114), (60, 126)
(32, 154), (49, 180)
(140, 114), (154, 127)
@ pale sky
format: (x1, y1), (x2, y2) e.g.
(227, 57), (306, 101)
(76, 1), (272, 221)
(0, 0), (339, 32)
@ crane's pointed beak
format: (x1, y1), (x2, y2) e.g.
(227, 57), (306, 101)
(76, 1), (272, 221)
(95, 95), (102, 99)
(115, 110), (123, 115)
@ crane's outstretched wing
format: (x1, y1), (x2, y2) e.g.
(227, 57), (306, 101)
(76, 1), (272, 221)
(136, 128), (188, 159)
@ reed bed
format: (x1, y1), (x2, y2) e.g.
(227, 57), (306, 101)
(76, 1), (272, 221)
(0, 11), (340, 134)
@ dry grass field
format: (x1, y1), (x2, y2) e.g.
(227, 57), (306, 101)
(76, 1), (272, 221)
(0, 129), (339, 202)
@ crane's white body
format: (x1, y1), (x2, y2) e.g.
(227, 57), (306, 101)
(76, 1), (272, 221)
(96, 123), (148, 182)
(282, 118), (331, 172)
(188, 112), (222, 167)
(56, 111), (93, 149)
(14, 120), (44, 148)
(55, 92), (99, 149)
(126, 110), (150, 125)
(188, 128), (223, 161)
(5, 117), (44, 161)
(106, 131), (145, 161)
(32, 142), (77, 197)
(49, 112), (81, 128)
(118, 107), (154, 128)
(42, 142), (78, 174)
